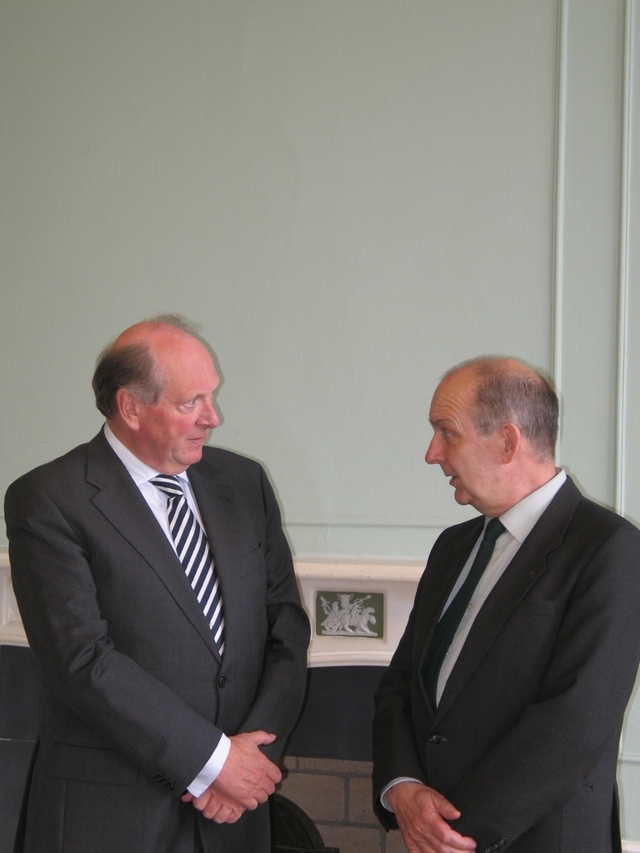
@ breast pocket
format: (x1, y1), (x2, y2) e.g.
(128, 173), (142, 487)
(237, 541), (265, 579)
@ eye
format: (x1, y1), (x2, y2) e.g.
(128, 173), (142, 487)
(439, 427), (458, 444)
(180, 399), (197, 411)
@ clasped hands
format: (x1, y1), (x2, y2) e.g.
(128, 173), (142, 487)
(386, 781), (477, 853)
(181, 730), (280, 824)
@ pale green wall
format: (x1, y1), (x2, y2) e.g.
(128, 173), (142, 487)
(2, 0), (640, 842)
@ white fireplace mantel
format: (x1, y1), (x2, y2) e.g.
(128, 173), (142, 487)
(0, 550), (28, 647)
(296, 557), (423, 666)
(0, 549), (423, 666)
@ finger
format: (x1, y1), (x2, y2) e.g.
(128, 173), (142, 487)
(191, 791), (212, 813)
(431, 791), (462, 821)
(212, 806), (243, 824)
(247, 730), (277, 747)
(265, 762), (282, 785)
(225, 810), (243, 824)
(203, 801), (225, 821)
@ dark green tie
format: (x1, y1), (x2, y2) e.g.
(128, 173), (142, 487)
(422, 517), (506, 707)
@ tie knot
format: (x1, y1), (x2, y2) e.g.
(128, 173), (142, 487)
(483, 517), (505, 543)
(150, 475), (183, 499)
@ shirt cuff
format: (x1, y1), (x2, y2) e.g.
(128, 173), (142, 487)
(186, 734), (232, 797)
(380, 777), (424, 811)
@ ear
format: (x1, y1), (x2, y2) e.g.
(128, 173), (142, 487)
(115, 388), (142, 431)
(500, 422), (521, 463)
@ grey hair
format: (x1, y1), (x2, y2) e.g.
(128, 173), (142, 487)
(447, 357), (559, 461)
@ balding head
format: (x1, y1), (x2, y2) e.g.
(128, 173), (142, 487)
(92, 315), (199, 418)
(92, 315), (220, 473)
(426, 357), (559, 515)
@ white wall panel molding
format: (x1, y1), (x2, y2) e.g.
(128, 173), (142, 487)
(618, 6), (640, 844)
(552, 0), (627, 507)
(285, 519), (456, 560)
(551, 0), (569, 399)
(615, 0), (636, 516)
(620, 0), (640, 529)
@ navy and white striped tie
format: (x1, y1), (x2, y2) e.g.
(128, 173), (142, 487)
(151, 475), (225, 655)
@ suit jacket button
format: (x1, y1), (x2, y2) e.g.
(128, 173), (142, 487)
(218, 676), (228, 688)
(429, 733), (448, 744)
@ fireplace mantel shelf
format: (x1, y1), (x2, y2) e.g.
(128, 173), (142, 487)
(0, 550), (423, 666)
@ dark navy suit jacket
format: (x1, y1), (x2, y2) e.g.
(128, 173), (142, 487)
(373, 478), (640, 853)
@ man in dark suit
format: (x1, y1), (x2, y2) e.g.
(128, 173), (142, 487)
(372, 356), (640, 853)
(5, 316), (310, 853)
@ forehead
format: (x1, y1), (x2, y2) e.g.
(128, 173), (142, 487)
(429, 369), (477, 427)
(156, 335), (219, 395)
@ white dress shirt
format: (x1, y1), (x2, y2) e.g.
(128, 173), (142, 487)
(435, 468), (566, 704)
(104, 424), (230, 796)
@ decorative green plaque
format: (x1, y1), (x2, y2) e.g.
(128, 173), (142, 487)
(315, 591), (384, 638)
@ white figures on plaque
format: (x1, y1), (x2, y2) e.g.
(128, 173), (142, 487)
(319, 593), (378, 637)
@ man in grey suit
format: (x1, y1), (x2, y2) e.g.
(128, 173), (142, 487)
(5, 315), (310, 853)
(372, 356), (640, 853)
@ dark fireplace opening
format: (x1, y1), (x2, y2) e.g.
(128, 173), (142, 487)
(286, 666), (386, 761)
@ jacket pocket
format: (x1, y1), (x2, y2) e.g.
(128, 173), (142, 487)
(46, 742), (138, 785)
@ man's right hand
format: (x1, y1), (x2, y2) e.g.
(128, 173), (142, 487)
(386, 781), (477, 853)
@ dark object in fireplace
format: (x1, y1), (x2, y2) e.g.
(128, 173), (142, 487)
(270, 793), (339, 852)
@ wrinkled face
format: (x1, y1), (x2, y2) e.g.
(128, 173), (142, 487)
(425, 369), (504, 516)
(130, 336), (220, 474)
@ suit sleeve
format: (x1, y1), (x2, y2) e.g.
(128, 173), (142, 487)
(372, 568), (431, 829)
(5, 473), (232, 795)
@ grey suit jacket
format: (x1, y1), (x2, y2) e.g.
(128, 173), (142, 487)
(372, 478), (640, 853)
(5, 430), (310, 853)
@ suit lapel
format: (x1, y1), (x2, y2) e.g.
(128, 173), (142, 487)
(415, 516), (485, 709)
(85, 432), (221, 658)
(188, 458), (259, 666)
(436, 478), (582, 716)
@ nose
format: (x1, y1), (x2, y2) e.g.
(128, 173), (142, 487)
(200, 399), (220, 429)
(425, 435), (443, 466)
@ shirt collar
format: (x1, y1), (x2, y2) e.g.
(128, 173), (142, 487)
(103, 423), (191, 488)
(499, 468), (566, 544)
